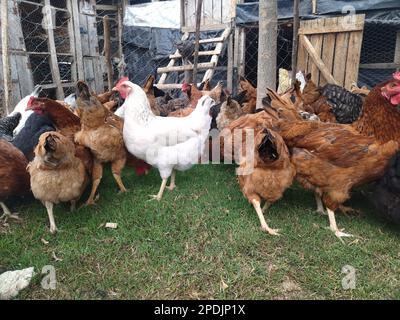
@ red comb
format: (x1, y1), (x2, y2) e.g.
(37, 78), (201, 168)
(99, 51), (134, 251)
(115, 76), (129, 88)
(181, 82), (189, 91)
(27, 96), (35, 108)
(393, 72), (400, 81)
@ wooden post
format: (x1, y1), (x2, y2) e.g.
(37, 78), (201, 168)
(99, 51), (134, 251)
(44, 0), (64, 100)
(291, 0), (300, 81)
(192, 0), (203, 84)
(256, 0), (277, 109)
(180, 0), (185, 29)
(70, 0), (84, 80)
(312, 0), (318, 14)
(395, 31), (400, 71)
(1, 0), (10, 114)
(103, 16), (113, 89)
(227, 0), (237, 92)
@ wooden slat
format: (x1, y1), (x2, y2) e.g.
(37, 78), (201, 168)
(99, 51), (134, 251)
(169, 50), (218, 59)
(70, 0), (84, 79)
(181, 24), (229, 33)
(297, 20), (308, 72)
(66, 0), (77, 84)
(309, 19), (324, 85)
(299, 24), (364, 35)
(203, 27), (231, 82)
(41, 82), (76, 89)
(96, 4), (118, 11)
(227, 32), (233, 91)
(319, 17), (337, 86)
(199, 36), (225, 44)
(300, 35), (338, 85)
(332, 28), (350, 86)
(157, 62), (216, 74)
(158, 32), (189, 84)
(344, 15), (365, 89)
(359, 63), (400, 69)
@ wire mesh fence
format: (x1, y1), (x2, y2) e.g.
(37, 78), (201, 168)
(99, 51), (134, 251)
(1, 0), (400, 113)
(238, 21), (293, 89)
(18, 0), (73, 98)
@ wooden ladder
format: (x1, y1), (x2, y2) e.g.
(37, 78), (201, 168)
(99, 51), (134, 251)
(155, 27), (231, 90)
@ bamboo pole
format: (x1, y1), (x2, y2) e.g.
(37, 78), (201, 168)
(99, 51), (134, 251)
(192, 0), (203, 84)
(1, 0), (10, 114)
(291, 0), (300, 81)
(256, 0), (277, 109)
(103, 15), (113, 90)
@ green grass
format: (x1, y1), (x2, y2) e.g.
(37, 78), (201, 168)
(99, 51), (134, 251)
(0, 164), (399, 299)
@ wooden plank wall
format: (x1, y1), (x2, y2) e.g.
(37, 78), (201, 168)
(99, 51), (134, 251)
(183, 0), (232, 32)
(297, 14), (365, 89)
(0, 0), (34, 111)
(1, 0), (109, 113)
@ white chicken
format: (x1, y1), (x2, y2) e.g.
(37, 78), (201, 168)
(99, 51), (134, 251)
(10, 85), (42, 135)
(113, 77), (214, 200)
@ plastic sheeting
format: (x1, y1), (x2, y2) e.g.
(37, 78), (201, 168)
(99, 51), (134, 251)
(124, 1), (180, 29)
(122, 25), (227, 91)
(236, 0), (400, 25)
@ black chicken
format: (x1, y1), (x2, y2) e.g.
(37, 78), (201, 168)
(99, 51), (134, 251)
(373, 152), (400, 225)
(175, 39), (194, 64)
(12, 113), (55, 161)
(321, 84), (364, 124)
(0, 113), (21, 142)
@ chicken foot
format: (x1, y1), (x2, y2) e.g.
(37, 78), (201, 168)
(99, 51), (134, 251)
(86, 162), (103, 206)
(149, 178), (168, 201)
(327, 208), (353, 240)
(252, 199), (280, 236)
(0, 202), (22, 222)
(45, 201), (57, 234)
(112, 158), (128, 193)
(339, 205), (361, 216)
(167, 170), (176, 191)
(315, 194), (326, 215)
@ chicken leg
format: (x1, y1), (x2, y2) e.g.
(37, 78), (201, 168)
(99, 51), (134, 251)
(45, 201), (57, 234)
(167, 170), (176, 191)
(86, 161), (103, 205)
(252, 199), (280, 235)
(0, 202), (22, 222)
(150, 179), (168, 201)
(327, 208), (353, 240)
(315, 194), (326, 215)
(112, 157), (128, 193)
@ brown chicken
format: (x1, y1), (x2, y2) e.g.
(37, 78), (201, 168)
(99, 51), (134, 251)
(142, 75), (162, 116)
(168, 81), (224, 117)
(27, 97), (93, 175)
(297, 75), (337, 123)
(237, 128), (296, 235)
(216, 96), (244, 131)
(75, 81), (127, 205)
(28, 132), (88, 233)
(0, 139), (30, 222)
(238, 77), (257, 114)
(271, 118), (398, 239)
(351, 73), (400, 143)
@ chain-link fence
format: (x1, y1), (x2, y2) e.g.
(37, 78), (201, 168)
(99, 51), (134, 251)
(2, 0), (400, 113)
(358, 22), (399, 87)
(18, 0), (73, 99)
(238, 21), (293, 89)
